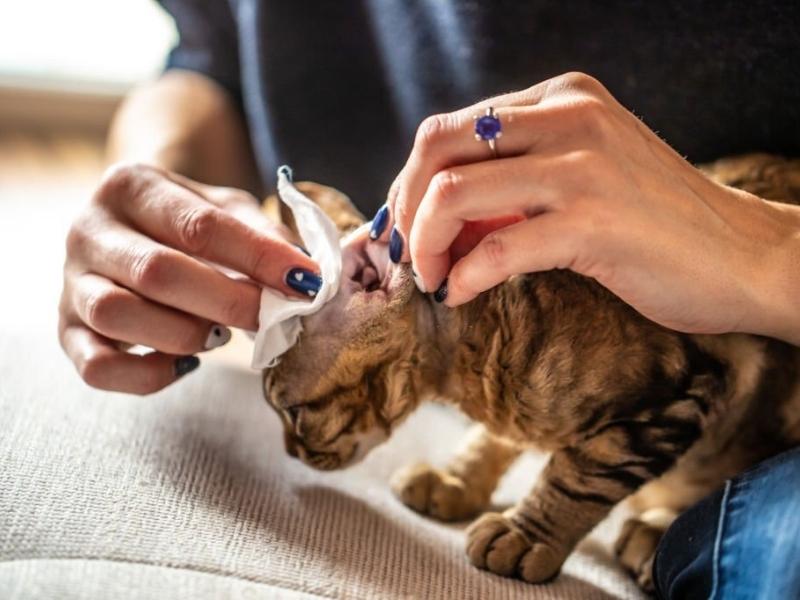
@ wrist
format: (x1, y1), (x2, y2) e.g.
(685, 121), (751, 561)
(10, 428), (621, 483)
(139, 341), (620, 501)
(748, 199), (800, 346)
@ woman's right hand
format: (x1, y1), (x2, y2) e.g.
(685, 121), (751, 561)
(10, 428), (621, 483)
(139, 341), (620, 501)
(59, 162), (320, 395)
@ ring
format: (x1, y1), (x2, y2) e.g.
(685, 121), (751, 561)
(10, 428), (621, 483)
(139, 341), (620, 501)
(473, 106), (502, 157)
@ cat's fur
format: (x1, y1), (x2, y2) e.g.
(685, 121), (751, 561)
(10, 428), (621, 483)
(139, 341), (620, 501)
(263, 154), (800, 589)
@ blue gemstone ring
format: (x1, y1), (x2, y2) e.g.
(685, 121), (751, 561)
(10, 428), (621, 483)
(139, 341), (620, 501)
(473, 106), (502, 157)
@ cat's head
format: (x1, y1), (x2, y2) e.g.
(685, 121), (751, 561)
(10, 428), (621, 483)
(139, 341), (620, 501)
(263, 183), (421, 470)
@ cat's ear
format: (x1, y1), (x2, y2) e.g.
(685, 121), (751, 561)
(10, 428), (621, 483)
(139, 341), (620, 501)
(263, 181), (366, 240)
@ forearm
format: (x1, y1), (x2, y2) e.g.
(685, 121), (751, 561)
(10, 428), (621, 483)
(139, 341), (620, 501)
(107, 70), (261, 195)
(751, 199), (800, 346)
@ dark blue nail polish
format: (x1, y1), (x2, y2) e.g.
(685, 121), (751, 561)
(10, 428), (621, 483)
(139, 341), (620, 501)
(174, 355), (200, 377)
(369, 205), (390, 240)
(389, 227), (403, 263)
(286, 268), (323, 298)
(433, 279), (448, 303)
(293, 243), (311, 257)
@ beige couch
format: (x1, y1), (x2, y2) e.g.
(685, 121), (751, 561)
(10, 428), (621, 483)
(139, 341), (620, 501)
(0, 174), (644, 600)
(0, 329), (647, 599)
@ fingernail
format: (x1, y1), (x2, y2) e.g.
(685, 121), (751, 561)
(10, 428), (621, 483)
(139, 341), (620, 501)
(412, 267), (426, 293)
(204, 324), (232, 350)
(369, 205), (390, 240)
(286, 268), (323, 298)
(389, 227), (403, 263)
(174, 355), (200, 377)
(433, 279), (448, 303)
(293, 243), (311, 257)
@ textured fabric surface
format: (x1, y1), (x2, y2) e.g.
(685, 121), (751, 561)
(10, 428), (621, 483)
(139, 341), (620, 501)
(654, 448), (800, 599)
(1, 560), (324, 600)
(0, 329), (645, 599)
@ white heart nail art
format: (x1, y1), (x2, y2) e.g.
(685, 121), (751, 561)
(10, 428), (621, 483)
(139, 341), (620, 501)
(294, 272), (304, 281)
(204, 324), (232, 350)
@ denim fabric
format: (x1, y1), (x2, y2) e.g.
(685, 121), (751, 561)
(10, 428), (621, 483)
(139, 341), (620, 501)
(654, 446), (800, 599)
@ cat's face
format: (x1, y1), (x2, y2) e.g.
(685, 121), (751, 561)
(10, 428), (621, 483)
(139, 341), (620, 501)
(264, 226), (419, 470)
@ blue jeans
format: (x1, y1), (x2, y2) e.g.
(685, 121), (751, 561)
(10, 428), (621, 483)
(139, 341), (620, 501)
(653, 446), (800, 599)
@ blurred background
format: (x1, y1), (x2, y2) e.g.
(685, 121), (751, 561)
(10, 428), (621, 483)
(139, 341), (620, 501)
(0, 1), (175, 336)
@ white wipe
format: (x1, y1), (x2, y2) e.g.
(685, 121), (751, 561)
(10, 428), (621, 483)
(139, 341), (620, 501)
(251, 166), (343, 369)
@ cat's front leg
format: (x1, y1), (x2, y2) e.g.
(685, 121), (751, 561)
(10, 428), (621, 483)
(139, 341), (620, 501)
(392, 424), (521, 521)
(467, 408), (704, 583)
(466, 447), (616, 583)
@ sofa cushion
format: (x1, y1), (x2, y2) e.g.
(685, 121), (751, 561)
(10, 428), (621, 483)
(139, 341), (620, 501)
(0, 330), (644, 599)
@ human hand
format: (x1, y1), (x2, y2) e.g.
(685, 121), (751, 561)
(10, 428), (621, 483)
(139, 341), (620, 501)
(59, 163), (320, 394)
(376, 72), (800, 341)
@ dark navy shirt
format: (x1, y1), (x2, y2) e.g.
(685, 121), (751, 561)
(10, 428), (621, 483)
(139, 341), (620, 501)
(159, 0), (800, 213)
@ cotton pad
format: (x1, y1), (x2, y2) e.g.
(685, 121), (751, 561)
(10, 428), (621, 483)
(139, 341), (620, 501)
(251, 166), (343, 368)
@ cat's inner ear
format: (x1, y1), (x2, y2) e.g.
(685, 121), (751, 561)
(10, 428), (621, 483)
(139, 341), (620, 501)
(259, 180), (405, 300)
(263, 181), (366, 241)
(298, 224), (413, 341)
(341, 226), (391, 294)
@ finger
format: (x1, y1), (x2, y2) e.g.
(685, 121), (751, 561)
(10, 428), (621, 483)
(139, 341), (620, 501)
(59, 324), (198, 395)
(449, 216), (527, 262)
(75, 223), (263, 330)
(389, 91), (552, 261)
(444, 214), (580, 307)
(103, 165), (318, 292)
(162, 170), (279, 233)
(409, 155), (563, 292)
(370, 168), (404, 243)
(71, 272), (230, 355)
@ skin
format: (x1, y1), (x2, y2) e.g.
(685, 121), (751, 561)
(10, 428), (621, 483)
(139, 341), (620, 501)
(62, 68), (800, 393)
(382, 72), (800, 347)
(58, 71), (318, 394)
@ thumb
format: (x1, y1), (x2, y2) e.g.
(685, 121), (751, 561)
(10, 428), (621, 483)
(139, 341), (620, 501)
(444, 214), (580, 306)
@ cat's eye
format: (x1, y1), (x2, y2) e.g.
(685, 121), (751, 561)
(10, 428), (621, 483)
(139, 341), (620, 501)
(286, 406), (301, 422)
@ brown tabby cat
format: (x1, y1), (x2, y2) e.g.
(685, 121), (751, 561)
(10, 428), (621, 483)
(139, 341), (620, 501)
(263, 154), (800, 590)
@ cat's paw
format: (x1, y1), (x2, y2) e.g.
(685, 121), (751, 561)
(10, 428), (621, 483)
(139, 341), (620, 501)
(391, 463), (487, 522)
(614, 516), (666, 593)
(466, 512), (564, 583)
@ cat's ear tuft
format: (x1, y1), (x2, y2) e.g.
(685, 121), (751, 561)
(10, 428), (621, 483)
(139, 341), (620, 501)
(264, 181), (366, 240)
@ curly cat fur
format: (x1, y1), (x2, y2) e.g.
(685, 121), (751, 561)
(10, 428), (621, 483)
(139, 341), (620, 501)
(263, 154), (800, 589)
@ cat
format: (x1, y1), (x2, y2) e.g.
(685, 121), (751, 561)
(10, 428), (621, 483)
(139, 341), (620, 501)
(263, 154), (800, 590)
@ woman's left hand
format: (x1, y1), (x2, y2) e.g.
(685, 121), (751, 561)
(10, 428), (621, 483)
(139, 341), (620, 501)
(374, 72), (800, 342)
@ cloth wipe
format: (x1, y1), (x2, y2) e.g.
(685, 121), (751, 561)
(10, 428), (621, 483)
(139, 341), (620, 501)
(251, 166), (343, 368)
